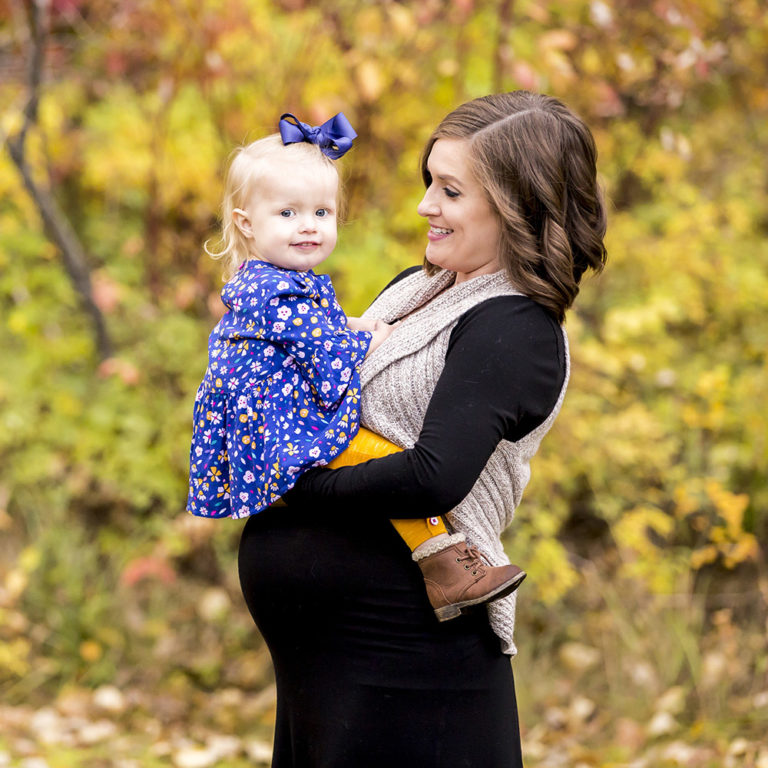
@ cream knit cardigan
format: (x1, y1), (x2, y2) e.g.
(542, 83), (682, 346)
(359, 268), (570, 656)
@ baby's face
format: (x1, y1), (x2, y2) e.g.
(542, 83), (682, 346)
(238, 157), (339, 272)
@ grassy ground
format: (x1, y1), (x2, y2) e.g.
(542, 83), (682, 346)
(1, 527), (766, 768)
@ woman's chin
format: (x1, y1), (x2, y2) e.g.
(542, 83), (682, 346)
(424, 249), (448, 271)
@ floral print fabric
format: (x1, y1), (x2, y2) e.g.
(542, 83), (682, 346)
(187, 260), (371, 518)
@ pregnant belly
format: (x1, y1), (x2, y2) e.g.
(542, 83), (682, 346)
(238, 504), (506, 690)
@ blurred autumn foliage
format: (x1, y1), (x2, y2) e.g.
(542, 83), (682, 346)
(1, 0), (767, 765)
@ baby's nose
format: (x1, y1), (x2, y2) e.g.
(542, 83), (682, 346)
(298, 215), (317, 232)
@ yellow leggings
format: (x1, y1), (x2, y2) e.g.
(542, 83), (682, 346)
(329, 427), (449, 550)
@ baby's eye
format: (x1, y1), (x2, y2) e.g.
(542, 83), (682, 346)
(316, 208), (331, 218)
(443, 187), (460, 199)
(280, 209), (295, 218)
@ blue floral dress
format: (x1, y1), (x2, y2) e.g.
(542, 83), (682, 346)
(187, 260), (371, 519)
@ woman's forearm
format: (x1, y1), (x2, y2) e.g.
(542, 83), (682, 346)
(286, 296), (565, 517)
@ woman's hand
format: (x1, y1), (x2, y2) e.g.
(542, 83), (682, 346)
(367, 319), (398, 355)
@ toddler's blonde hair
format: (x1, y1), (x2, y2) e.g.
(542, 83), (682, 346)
(206, 134), (340, 280)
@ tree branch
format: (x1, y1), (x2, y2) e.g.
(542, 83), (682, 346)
(493, 0), (515, 93)
(5, 0), (112, 360)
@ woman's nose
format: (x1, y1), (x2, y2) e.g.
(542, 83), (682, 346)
(417, 189), (439, 218)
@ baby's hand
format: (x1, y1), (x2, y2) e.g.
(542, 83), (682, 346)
(367, 319), (398, 355)
(347, 316), (379, 333)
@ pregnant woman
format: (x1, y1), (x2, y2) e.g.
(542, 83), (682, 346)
(238, 90), (607, 767)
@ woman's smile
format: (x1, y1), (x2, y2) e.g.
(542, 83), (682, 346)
(427, 226), (453, 240)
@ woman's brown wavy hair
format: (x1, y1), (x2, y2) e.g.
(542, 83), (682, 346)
(421, 91), (607, 322)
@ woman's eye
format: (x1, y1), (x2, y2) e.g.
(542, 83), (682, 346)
(443, 187), (460, 199)
(280, 210), (294, 218)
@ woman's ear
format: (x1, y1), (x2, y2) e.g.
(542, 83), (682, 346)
(232, 208), (253, 239)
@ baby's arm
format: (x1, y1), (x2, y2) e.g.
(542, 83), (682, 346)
(348, 316), (398, 355)
(346, 316), (378, 333)
(367, 319), (398, 355)
(261, 291), (370, 409)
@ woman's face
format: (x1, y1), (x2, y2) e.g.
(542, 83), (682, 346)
(417, 138), (501, 283)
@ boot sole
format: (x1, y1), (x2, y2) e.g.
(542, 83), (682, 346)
(434, 571), (527, 622)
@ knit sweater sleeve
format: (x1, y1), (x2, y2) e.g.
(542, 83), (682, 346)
(284, 295), (565, 517)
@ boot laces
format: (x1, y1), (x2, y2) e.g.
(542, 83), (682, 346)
(456, 546), (486, 575)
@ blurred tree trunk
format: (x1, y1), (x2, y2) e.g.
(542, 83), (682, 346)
(492, 0), (514, 93)
(5, 0), (112, 360)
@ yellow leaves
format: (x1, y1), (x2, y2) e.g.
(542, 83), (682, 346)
(613, 505), (688, 591)
(695, 366), (730, 400)
(0, 498), (10, 531)
(6, 308), (29, 336)
(4, 568), (28, 603)
(592, 403), (671, 469)
(387, 4), (415, 37)
(634, 142), (689, 187)
(612, 504), (687, 593)
(723, 197), (754, 236)
(1, 547), (40, 616)
(19, 545), (41, 575)
(354, 6), (384, 41)
(580, 46), (603, 76)
(0, 637), (31, 677)
(536, 30), (578, 86)
(691, 535), (758, 570)
(354, 60), (385, 103)
(529, 538), (578, 604)
(538, 29), (579, 52)
(543, 50), (577, 86)
(698, 480), (758, 569)
(159, 87), (222, 210)
(604, 297), (683, 345)
(672, 483), (698, 519)
(1, 105), (24, 138)
(678, 365), (730, 431)
(689, 543), (718, 569)
(79, 640), (104, 663)
(705, 479), (747, 536)
(52, 391), (83, 418)
(614, 505), (674, 556)
(82, 83), (222, 210)
(675, 479), (758, 571)
(437, 58), (460, 77)
(82, 87), (153, 194)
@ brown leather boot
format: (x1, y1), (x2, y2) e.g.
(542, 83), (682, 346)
(413, 535), (526, 622)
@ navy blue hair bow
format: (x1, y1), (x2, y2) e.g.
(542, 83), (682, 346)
(278, 112), (357, 160)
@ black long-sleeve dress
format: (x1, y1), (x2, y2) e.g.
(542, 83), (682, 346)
(238, 269), (566, 767)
